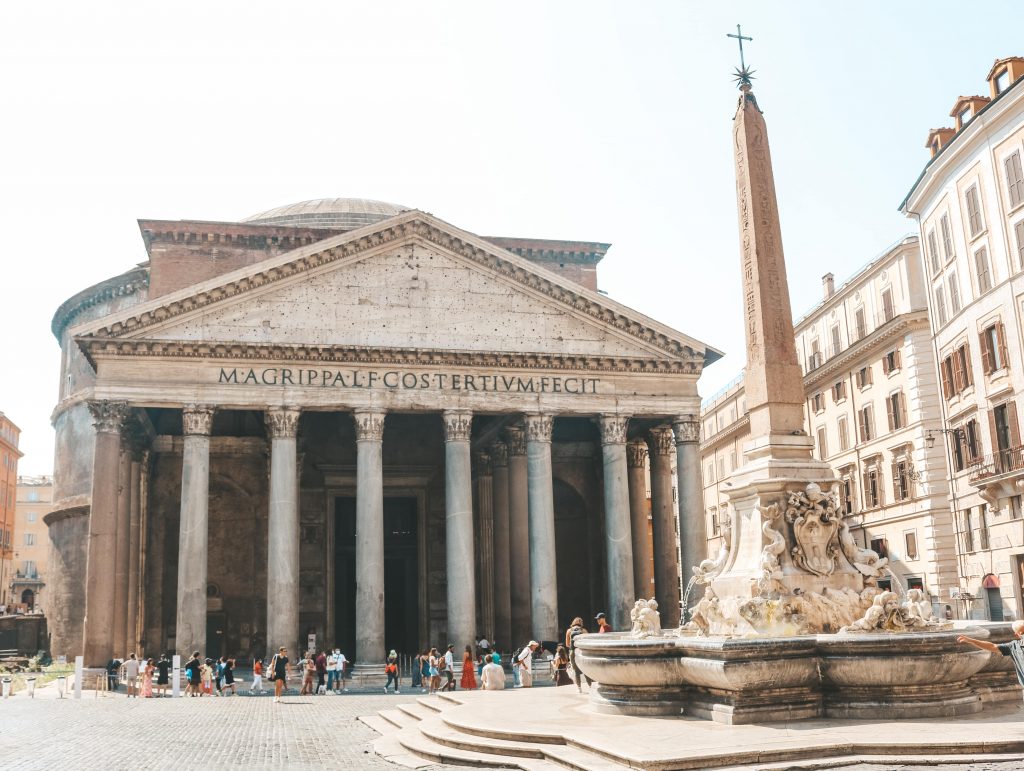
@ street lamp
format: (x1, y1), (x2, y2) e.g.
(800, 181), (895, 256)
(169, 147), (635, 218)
(926, 427), (965, 449)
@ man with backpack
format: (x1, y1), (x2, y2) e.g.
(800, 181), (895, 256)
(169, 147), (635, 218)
(565, 617), (593, 692)
(513, 641), (538, 688)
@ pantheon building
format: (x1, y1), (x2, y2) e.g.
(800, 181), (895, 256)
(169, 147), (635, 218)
(46, 198), (719, 670)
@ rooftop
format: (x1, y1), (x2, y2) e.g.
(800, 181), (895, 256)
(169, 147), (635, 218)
(242, 197), (410, 230)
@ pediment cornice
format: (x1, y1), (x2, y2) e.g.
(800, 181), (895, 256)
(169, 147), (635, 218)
(71, 212), (720, 366)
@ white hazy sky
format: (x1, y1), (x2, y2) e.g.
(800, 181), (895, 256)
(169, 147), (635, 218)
(2, 1), (1021, 475)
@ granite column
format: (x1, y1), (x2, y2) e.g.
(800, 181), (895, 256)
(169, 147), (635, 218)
(444, 411), (476, 659)
(525, 414), (557, 642)
(627, 440), (653, 599)
(598, 415), (635, 632)
(353, 410), (385, 671)
(266, 407), (301, 658)
(673, 415), (705, 609)
(490, 441), (512, 650)
(474, 450), (495, 642)
(506, 425), (531, 646)
(126, 449), (143, 655)
(176, 405), (215, 658)
(113, 445), (131, 655)
(648, 425), (680, 628)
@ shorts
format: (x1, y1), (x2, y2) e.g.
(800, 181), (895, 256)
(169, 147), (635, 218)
(429, 667), (439, 677)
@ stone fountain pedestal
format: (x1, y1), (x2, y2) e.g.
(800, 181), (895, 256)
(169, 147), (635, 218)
(575, 628), (995, 725)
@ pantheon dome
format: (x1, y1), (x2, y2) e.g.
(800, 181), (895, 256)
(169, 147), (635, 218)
(242, 197), (410, 230)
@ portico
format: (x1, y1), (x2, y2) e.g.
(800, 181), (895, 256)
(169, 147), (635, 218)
(50, 204), (719, 668)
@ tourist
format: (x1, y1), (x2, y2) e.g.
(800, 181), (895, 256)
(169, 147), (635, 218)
(270, 646), (289, 703)
(552, 645), (572, 686)
(337, 649), (349, 692)
(442, 644), (457, 691)
(223, 659), (236, 695)
(105, 657), (121, 692)
(184, 652), (201, 697)
(515, 641), (538, 688)
(214, 656), (225, 696)
(595, 612), (611, 633)
(326, 648), (339, 692)
(411, 651), (423, 692)
(385, 650), (400, 694)
(300, 653), (316, 695)
(460, 645), (477, 690)
(156, 654), (170, 697)
(141, 658), (154, 697)
(419, 649), (431, 693)
(201, 659), (214, 696)
(566, 617), (593, 692)
(481, 652), (505, 690)
(958, 621), (1024, 688)
(428, 647), (441, 694)
(124, 653), (140, 698)
(250, 657), (265, 694)
(315, 649), (327, 694)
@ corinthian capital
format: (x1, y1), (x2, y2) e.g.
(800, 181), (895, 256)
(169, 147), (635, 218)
(626, 440), (648, 468)
(265, 406), (300, 439)
(504, 425), (526, 457)
(524, 414), (553, 443)
(473, 450), (493, 476)
(672, 414), (700, 445)
(648, 425), (675, 456)
(443, 410), (473, 442)
(353, 410), (385, 441)
(88, 400), (130, 435)
(182, 405), (216, 436)
(598, 414), (630, 445)
(490, 440), (509, 467)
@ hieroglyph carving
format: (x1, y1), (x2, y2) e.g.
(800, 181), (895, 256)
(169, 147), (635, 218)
(784, 483), (841, 577)
(88, 400), (130, 434)
(672, 416), (700, 445)
(443, 410), (473, 442)
(626, 440), (648, 468)
(182, 405), (215, 436)
(265, 407), (300, 439)
(353, 410), (385, 441)
(524, 415), (553, 443)
(598, 415), (629, 445)
(648, 425), (675, 456)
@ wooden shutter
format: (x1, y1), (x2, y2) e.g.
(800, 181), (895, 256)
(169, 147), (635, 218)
(960, 345), (974, 387)
(858, 409), (867, 442)
(989, 409), (999, 457)
(886, 396), (896, 432)
(951, 352), (964, 392)
(899, 392), (908, 428)
(882, 354), (891, 375)
(980, 330), (993, 374)
(1008, 400), (1021, 449)
(997, 322), (1009, 370)
(1015, 220), (1024, 269)
(894, 348), (902, 370)
(966, 186), (981, 235)
(891, 463), (902, 499)
(1006, 151), (1024, 208)
(940, 357), (953, 399)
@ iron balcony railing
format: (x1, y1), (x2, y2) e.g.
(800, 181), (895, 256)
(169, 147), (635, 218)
(968, 446), (1024, 482)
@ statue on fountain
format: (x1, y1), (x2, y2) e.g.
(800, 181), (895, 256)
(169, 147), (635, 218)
(629, 598), (663, 638)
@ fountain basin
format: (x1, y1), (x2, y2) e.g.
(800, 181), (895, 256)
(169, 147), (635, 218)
(575, 627), (1005, 724)
(960, 622), (1021, 704)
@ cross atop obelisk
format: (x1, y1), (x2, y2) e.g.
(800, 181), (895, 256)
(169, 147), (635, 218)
(730, 42), (809, 458)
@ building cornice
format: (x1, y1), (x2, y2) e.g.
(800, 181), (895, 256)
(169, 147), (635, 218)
(803, 311), (931, 389)
(51, 265), (149, 342)
(78, 337), (700, 374)
(71, 212), (720, 368)
(700, 414), (750, 453)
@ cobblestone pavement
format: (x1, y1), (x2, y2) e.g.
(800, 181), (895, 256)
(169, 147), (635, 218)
(836, 765), (1024, 770)
(0, 687), (469, 770)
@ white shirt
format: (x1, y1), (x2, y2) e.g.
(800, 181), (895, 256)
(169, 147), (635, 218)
(516, 647), (532, 665)
(481, 662), (505, 690)
(444, 650), (454, 670)
(327, 653), (338, 671)
(337, 653), (348, 670)
(124, 659), (140, 678)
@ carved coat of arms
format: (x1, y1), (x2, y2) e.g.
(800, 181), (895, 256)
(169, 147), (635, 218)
(784, 483), (841, 577)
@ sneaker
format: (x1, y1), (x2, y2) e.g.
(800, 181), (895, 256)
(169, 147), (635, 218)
(396, 689), (400, 694)
(274, 697), (280, 703)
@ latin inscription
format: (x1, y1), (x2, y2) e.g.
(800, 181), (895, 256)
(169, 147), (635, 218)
(217, 367), (600, 394)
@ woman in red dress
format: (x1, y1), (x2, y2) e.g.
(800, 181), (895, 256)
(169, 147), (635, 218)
(460, 645), (477, 690)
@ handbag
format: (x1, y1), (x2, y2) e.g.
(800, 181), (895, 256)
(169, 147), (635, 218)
(268, 654), (279, 681)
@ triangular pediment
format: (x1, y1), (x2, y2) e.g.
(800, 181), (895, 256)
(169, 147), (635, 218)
(73, 211), (720, 370)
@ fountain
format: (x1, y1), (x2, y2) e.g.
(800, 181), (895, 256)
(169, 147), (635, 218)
(573, 72), (1002, 724)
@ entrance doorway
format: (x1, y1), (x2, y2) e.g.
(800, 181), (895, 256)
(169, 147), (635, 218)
(334, 496), (419, 658)
(21, 589), (34, 609)
(206, 612), (225, 659)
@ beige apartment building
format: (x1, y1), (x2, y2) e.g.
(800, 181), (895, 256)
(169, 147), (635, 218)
(0, 413), (22, 607)
(901, 56), (1024, 620)
(13, 476), (51, 611)
(702, 236), (959, 614)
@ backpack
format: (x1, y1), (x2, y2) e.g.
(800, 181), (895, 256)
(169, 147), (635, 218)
(437, 656), (447, 672)
(569, 625), (585, 649)
(511, 647), (523, 664)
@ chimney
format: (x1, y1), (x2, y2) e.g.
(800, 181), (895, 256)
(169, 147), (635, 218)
(822, 273), (835, 299)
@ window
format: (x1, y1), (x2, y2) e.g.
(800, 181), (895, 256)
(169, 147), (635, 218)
(949, 271), (962, 313)
(996, 68), (1011, 94)
(1011, 495), (1023, 520)
(705, 462), (715, 484)
(830, 324), (842, 356)
(864, 464), (882, 507)
(729, 450), (737, 471)
(858, 404), (875, 442)
(991, 402), (1020, 466)
(710, 508), (720, 535)
(975, 246), (992, 293)
(965, 185), (983, 237)
(1016, 220), (1024, 269)
(886, 391), (908, 432)
(811, 392), (825, 413)
(717, 457), (726, 479)
(881, 288), (894, 322)
(21, 561), (35, 578)
(23, 533), (34, 546)
(832, 380), (847, 402)
(26, 491), (38, 502)
(838, 415), (850, 451)
(979, 504), (990, 550)
(904, 530), (919, 560)
(907, 576), (925, 591)
(840, 474), (855, 514)
(958, 106), (972, 127)
(809, 338), (822, 369)
(927, 230), (940, 274)
(962, 508), (974, 552)
(1006, 151), (1024, 208)
(934, 285), (947, 326)
(980, 322), (1008, 374)
(870, 536), (888, 557)
(855, 365), (873, 389)
(882, 348), (902, 375)
(964, 419), (982, 463)
(892, 458), (912, 501)
(854, 307), (867, 340)
(26, 512), (36, 523)
(816, 427), (828, 459)
(940, 213), (954, 259)
(956, 343), (973, 391)
(940, 355), (955, 400)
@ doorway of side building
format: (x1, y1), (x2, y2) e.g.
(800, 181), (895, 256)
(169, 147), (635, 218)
(21, 589), (34, 609)
(983, 573), (1004, 621)
(334, 496), (419, 659)
(206, 612), (225, 659)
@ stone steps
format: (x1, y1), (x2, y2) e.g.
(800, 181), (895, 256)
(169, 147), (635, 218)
(716, 752), (1024, 771)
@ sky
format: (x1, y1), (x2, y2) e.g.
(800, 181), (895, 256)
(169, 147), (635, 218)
(1, 1), (1022, 475)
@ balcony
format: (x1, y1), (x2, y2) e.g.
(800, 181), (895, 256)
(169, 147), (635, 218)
(969, 447), (1024, 507)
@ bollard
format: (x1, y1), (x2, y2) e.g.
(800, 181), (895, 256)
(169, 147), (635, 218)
(26, 677), (36, 698)
(1, 677), (11, 699)
(57, 676), (66, 699)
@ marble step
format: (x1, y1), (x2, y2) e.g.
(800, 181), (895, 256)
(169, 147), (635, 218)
(415, 696), (446, 713)
(395, 721), (553, 770)
(718, 752), (1024, 771)
(416, 714), (629, 771)
(396, 701), (438, 722)
(371, 733), (437, 770)
(357, 714), (400, 736)
(379, 708), (420, 731)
